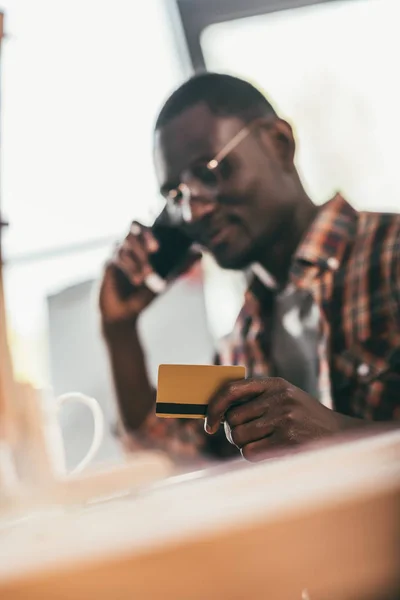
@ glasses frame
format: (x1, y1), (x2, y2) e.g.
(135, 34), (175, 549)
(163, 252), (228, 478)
(165, 123), (254, 221)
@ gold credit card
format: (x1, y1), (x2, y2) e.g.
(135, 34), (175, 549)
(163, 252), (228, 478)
(156, 364), (246, 419)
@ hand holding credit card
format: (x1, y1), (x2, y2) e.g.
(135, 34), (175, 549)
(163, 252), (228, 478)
(156, 364), (246, 419)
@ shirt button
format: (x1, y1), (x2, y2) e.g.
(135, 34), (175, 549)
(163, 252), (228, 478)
(327, 257), (339, 270)
(357, 363), (370, 377)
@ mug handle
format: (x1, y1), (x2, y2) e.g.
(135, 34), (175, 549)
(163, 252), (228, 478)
(55, 393), (105, 475)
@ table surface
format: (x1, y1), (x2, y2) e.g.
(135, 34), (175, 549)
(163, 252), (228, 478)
(0, 427), (399, 590)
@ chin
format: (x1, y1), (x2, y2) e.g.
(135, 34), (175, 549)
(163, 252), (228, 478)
(212, 246), (254, 271)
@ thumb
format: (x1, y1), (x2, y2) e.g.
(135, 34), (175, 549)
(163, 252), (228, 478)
(99, 263), (118, 301)
(124, 285), (156, 314)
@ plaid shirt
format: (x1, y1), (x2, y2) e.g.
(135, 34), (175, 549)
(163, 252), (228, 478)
(125, 194), (400, 463)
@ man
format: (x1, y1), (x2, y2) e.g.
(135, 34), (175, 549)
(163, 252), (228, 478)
(100, 73), (400, 464)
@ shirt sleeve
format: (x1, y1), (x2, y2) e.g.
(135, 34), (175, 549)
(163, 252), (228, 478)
(119, 409), (211, 467)
(374, 228), (400, 420)
(116, 330), (245, 464)
(118, 358), (239, 465)
(395, 231), (400, 311)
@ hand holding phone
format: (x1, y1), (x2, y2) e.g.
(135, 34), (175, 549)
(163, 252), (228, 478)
(149, 207), (196, 282)
(99, 209), (200, 327)
(118, 207), (197, 286)
(99, 224), (157, 328)
(114, 221), (160, 288)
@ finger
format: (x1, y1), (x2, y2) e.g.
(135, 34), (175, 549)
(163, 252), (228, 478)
(128, 221), (153, 256)
(241, 435), (292, 462)
(225, 396), (267, 428)
(111, 238), (141, 269)
(241, 439), (276, 462)
(125, 285), (156, 314)
(230, 416), (275, 449)
(125, 232), (150, 269)
(101, 261), (153, 306)
(130, 221), (142, 236)
(116, 236), (152, 285)
(142, 228), (159, 254)
(205, 377), (286, 434)
(130, 221), (159, 255)
(99, 264), (118, 303)
(240, 422), (307, 462)
(115, 248), (146, 286)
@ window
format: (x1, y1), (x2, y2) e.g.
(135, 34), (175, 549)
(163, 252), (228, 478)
(200, 0), (400, 212)
(1, 0), (186, 384)
(176, 0), (400, 338)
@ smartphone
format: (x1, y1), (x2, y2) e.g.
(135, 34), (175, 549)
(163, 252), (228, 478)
(149, 207), (194, 280)
(114, 207), (195, 298)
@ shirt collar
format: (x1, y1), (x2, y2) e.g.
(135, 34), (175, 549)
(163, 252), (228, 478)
(293, 193), (358, 271)
(249, 194), (358, 294)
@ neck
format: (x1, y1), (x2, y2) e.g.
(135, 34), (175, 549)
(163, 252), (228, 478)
(258, 193), (318, 286)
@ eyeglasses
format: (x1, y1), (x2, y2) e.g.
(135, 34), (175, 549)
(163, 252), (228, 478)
(163, 123), (254, 222)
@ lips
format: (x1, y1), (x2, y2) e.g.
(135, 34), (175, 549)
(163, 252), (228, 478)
(193, 215), (241, 250)
(206, 225), (235, 249)
(209, 229), (226, 244)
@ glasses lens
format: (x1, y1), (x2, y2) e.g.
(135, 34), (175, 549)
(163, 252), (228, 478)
(191, 163), (219, 190)
(165, 185), (183, 204)
(165, 184), (189, 219)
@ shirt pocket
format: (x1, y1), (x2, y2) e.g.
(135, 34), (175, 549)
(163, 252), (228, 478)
(333, 343), (400, 419)
(334, 346), (390, 387)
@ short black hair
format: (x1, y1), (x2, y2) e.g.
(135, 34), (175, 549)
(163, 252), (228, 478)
(155, 72), (277, 130)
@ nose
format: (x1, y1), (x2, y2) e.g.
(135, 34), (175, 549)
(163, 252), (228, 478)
(189, 197), (216, 223)
(181, 178), (217, 224)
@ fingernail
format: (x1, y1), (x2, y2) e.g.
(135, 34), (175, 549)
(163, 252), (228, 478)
(148, 238), (159, 253)
(130, 223), (141, 236)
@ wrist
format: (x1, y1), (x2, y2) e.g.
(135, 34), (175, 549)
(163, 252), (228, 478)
(101, 316), (139, 341)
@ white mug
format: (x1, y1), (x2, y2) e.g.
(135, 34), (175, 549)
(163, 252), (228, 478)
(1, 388), (105, 492)
(40, 391), (105, 477)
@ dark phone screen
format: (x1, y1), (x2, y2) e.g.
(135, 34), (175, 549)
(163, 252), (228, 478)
(149, 208), (193, 279)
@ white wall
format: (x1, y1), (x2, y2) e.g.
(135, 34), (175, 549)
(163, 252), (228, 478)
(47, 271), (215, 468)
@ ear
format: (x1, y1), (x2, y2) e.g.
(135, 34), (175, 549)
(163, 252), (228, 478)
(258, 118), (296, 172)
